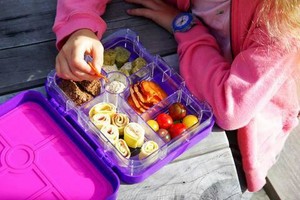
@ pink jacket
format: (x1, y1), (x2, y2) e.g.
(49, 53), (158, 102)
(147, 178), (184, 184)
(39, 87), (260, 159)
(53, 0), (300, 192)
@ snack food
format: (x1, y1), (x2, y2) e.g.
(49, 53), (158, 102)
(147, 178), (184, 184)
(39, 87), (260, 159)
(79, 80), (101, 96)
(111, 113), (130, 135)
(102, 64), (118, 73)
(168, 102), (187, 121)
(115, 47), (131, 68)
(90, 113), (111, 130)
(102, 46), (147, 76)
(131, 57), (147, 74)
(139, 141), (159, 160)
(105, 80), (126, 94)
(182, 115), (199, 128)
(89, 102), (117, 118)
(140, 80), (168, 101)
(157, 129), (171, 143)
(115, 139), (131, 159)
(169, 123), (187, 139)
(119, 62), (132, 76)
(147, 120), (159, 132)
(104, 49), (117, 66)
(127, 95), (144, 114)
(99, 124), (119, 145)
(127, 80), (167, 114)
(124, 122), (145, 148)
(156, 113), (173, 129)
(59, 79), (101, 106)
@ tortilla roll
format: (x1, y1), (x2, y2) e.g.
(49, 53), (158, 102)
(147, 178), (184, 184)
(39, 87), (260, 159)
(124, 122), (145, 148)
(89, 102), (117, 118)
(90, 113), (111, 130)
(115, 139), (131, 159)
(111, 113), (130, 135)
(99, 124), (119, 145)
(139, 141), (159, 160)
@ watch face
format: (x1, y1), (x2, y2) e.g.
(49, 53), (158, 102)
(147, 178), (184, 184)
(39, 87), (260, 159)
(172, 13), (194, 32)
(175, 15), (190, 28)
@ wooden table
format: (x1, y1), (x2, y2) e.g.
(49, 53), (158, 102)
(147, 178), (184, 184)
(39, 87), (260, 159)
(0, 0), (242, 199)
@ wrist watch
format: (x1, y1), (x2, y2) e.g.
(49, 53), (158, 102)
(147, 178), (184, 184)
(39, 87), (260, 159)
(172, 12), (196, 33)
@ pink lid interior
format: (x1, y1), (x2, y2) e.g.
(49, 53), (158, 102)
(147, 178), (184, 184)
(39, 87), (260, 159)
(0, 100), (116, 199)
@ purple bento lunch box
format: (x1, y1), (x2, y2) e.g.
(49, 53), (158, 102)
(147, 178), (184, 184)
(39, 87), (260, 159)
(0, 29), (214, 199)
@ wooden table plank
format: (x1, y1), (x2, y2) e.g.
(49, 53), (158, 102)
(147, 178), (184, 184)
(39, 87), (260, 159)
(0, 86), (46, 104)
(119, 148), (241, 199)
(0, 41), (57, 95)
(172, 127), (230, 162)
(0, 0), (57, 49)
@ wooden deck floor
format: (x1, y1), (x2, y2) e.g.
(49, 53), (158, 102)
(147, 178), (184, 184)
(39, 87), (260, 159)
(243, 122), (300, 200)
(264, 123), (300, 200)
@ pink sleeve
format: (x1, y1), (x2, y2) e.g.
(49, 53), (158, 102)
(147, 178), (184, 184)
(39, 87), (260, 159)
(164, 0), (190, 11)
(52, 0), (110, 49)
(176, 23), (295, 130)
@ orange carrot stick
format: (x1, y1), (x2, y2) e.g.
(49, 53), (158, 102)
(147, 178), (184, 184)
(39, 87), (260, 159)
(87, 61), (108, 82)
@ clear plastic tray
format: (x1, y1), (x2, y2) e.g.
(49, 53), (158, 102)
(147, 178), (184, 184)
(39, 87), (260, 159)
(45, 29), (214, 183)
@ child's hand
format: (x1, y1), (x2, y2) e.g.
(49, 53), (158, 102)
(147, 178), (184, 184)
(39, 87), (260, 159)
(55, 29), (103, 81)
(125, 0), (180, 33)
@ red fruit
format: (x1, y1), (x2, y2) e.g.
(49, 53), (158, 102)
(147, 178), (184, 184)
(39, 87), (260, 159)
(168, 102), (187, 120)
(156, 113), (173, 129)
(169, 123), (187, 139)
(157, 129), (171, 143)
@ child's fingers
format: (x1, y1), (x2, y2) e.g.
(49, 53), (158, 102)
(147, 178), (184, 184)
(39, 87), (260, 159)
(71, 44), (94, 74)
(126, 7), (156, 20)
(56, 55), (82, 81)
(91, 43), (104, 73)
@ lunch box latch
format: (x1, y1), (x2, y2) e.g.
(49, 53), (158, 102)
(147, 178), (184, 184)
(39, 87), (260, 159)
(95, 148), (115, 169)
(49, 97), (67, 116)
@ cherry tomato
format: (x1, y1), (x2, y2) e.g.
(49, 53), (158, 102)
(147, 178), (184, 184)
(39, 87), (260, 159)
(182, 115), (199, 129)
(169, 123), (187, 139)
(168, 102), (187, 120)
(157, 128), (171, 143)
(156, 113), (173, 129)
(147, 120), (159, 131)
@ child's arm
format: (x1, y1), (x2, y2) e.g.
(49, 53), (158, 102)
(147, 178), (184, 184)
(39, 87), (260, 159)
(175, 23), (297, 130)
(52, 0), (109, 81)
(53, 0), (109, 50)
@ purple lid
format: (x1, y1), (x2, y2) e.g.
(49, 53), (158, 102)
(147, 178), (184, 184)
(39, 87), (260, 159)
(0, 91), (119, 199)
